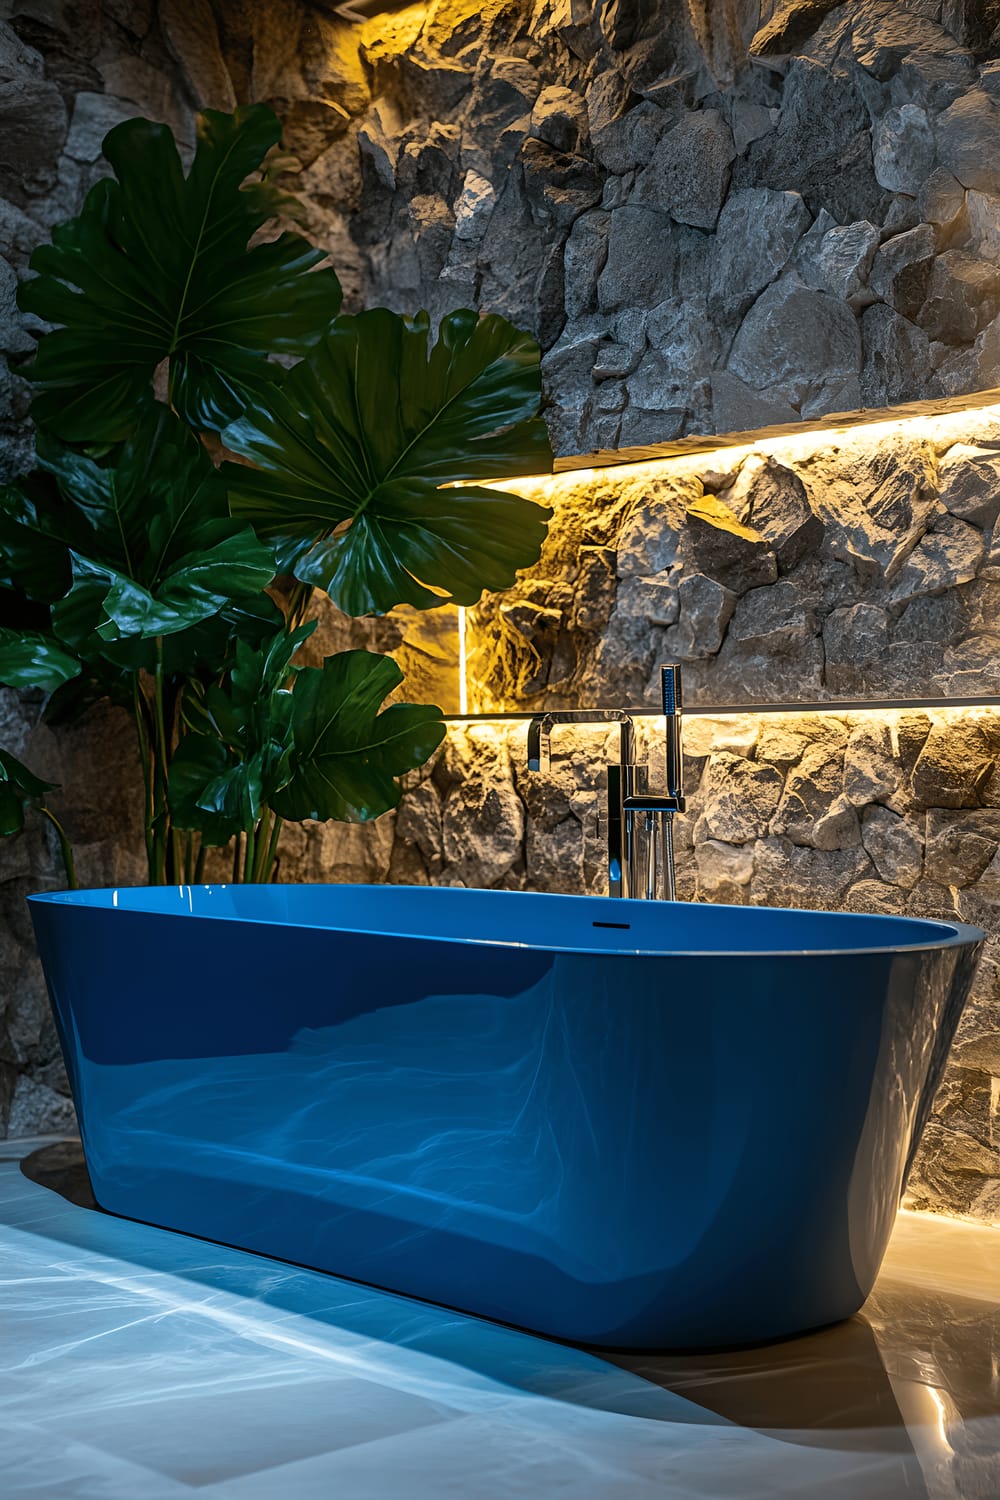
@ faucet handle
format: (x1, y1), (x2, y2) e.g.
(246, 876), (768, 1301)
(660, 662), (682, 717)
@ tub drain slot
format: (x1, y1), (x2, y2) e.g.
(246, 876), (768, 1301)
(593, 920), (630, 929)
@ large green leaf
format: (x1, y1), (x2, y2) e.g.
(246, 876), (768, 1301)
(0, 747), (57, 837)
(273, 650), (445, 822)
(18, 104), (342, 442)
(221, 308), (553, 615)
(33, 411), (275, 646)
(169, 622), (314, 840)
(0, 629), (79, 691)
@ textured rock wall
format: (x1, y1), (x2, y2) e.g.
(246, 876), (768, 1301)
(1, 0), (1000, 1223)
(466, 401), (1000, 711)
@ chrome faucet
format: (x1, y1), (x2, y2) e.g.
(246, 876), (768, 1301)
(525, 665), (685, 900)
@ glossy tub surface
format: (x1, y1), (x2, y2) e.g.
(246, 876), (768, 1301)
(29, 884), (983, 1350)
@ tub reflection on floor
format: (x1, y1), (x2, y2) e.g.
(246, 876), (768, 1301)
(5, 1138), (1000, 1500)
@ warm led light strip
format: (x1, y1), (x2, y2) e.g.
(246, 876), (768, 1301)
(445, 695), (1000, 724)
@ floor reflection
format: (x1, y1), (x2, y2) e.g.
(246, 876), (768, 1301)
(4, 1138), (999, 1499)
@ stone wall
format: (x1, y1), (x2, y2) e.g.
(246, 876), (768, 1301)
(1, 0), (1000, 1222)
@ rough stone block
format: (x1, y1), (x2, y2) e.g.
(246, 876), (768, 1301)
(868, 224), (936, 319)
(873, 103), (934, 193)
(888, 516), (984, 605)
(709, 186), (811, 321)
(936, 88), (1000, 192)
(632, 108), (735, 229)
(911, 721), (995, 808)
(861, 806), (924, 889)
(727, 275), (861, 408)
(684, 495), (778, 593)
(662, 572), (737, 657)
(701, 752), (784, 843)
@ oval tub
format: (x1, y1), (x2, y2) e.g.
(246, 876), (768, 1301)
(28, 883), (982, 1351)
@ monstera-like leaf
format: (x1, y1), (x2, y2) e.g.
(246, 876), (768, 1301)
(273, 650), (445, 822)
(170, 622), (314, 842)
(18, 105), (342, 442)
(32, 411), (275, 646)
(221, 308), (553, 616)
(0, 748), (58, 837)
(0, 629), (79, 692)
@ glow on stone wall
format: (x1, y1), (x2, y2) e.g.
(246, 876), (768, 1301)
(457, 394), (1000, 716)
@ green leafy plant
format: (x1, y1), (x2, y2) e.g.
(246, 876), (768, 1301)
(0, 103), (551, 886)
(0, 748), (76, 888)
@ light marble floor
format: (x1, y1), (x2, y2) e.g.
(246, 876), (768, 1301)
(1, 1137), (997, 1499)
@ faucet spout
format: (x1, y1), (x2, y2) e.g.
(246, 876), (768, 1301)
(526, 709), (636, 774)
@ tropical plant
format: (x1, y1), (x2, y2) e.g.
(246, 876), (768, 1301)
(0, 747), (76, 888)
(0, 103), (551, 886)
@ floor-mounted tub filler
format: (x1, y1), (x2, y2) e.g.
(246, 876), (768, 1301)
(29, 884), (982, 1351)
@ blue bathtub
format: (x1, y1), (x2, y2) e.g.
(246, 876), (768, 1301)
(29, 884), (982, 1350)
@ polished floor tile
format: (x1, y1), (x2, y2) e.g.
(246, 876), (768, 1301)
(0, 1137), (997, 1498)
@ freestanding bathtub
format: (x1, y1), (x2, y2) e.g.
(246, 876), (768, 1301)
(29, 884), (982, 1350)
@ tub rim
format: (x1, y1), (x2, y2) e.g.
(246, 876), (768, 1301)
(27, 883), (986, 962)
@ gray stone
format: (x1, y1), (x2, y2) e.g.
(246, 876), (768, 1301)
(645, 295), (720, 393)
(709, 187), (811, 320)
(861, 806), (924, 889)
(727, 276), (861, 408)
(773, 742), (852, 849)
(594, 341), (641, 379)
(727, 579), (817, 651)
(7, 1074), (75, 1137)
(0, 79), (67, 201)
(64, 93), (136, 164)
(159, 0), (237, 111)
(530, 85), (588, 154)
(563, 210), (609, 318)
(920, 251), (1000, 344)
(925, 809), (1000, 888)
(521, 138), (604, 230)
(709, 370), (798, 433)
(751, 836), (871, 909)
(695, 838), (755, 902)
(591, 98), (670, 174)
(979, 519), (1000, 580)
(597, 205), (677, 311)
(632, 109), (735, 230)
(868, 225), (936, 320)
(441, 729), (524, 884)
(803, 434), (938, 581)
(823, 603), (891, 692)
(453, 169), (495, 241)
(860, 304), (933, 406)
(0, 256), (31, 356)
(662, 573), (737, 657)
(541, 314), (609, 404)
(616, 476), (700, 576)
(936, 89), (1000, 192)
(942, 634), (1000, 694)
(0, 19), (43, 82)
(965, 188), (1000, 262)
(888, 517), (984, 605)
(843, 722), (906, 810)
(911, 721), (995, 808)
(937, 446), (1000, 527)
(701, 752), (784, 843)
(738, 457), (823, 569)
(873, 103), (935, 194)
(799, 220), (879, 303)
(614, 576), (679, 628)
(685, 495), (778, 593)
(918, 167), (967, 245)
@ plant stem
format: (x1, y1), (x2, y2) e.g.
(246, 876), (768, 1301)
(242, 822), (257, 883)
(194, 842), (207, 883)
(38, 806), (78, 890)
(232, 832), (242, 883)
(262, 812), (283, 882)
(132, 676), (156, 878)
